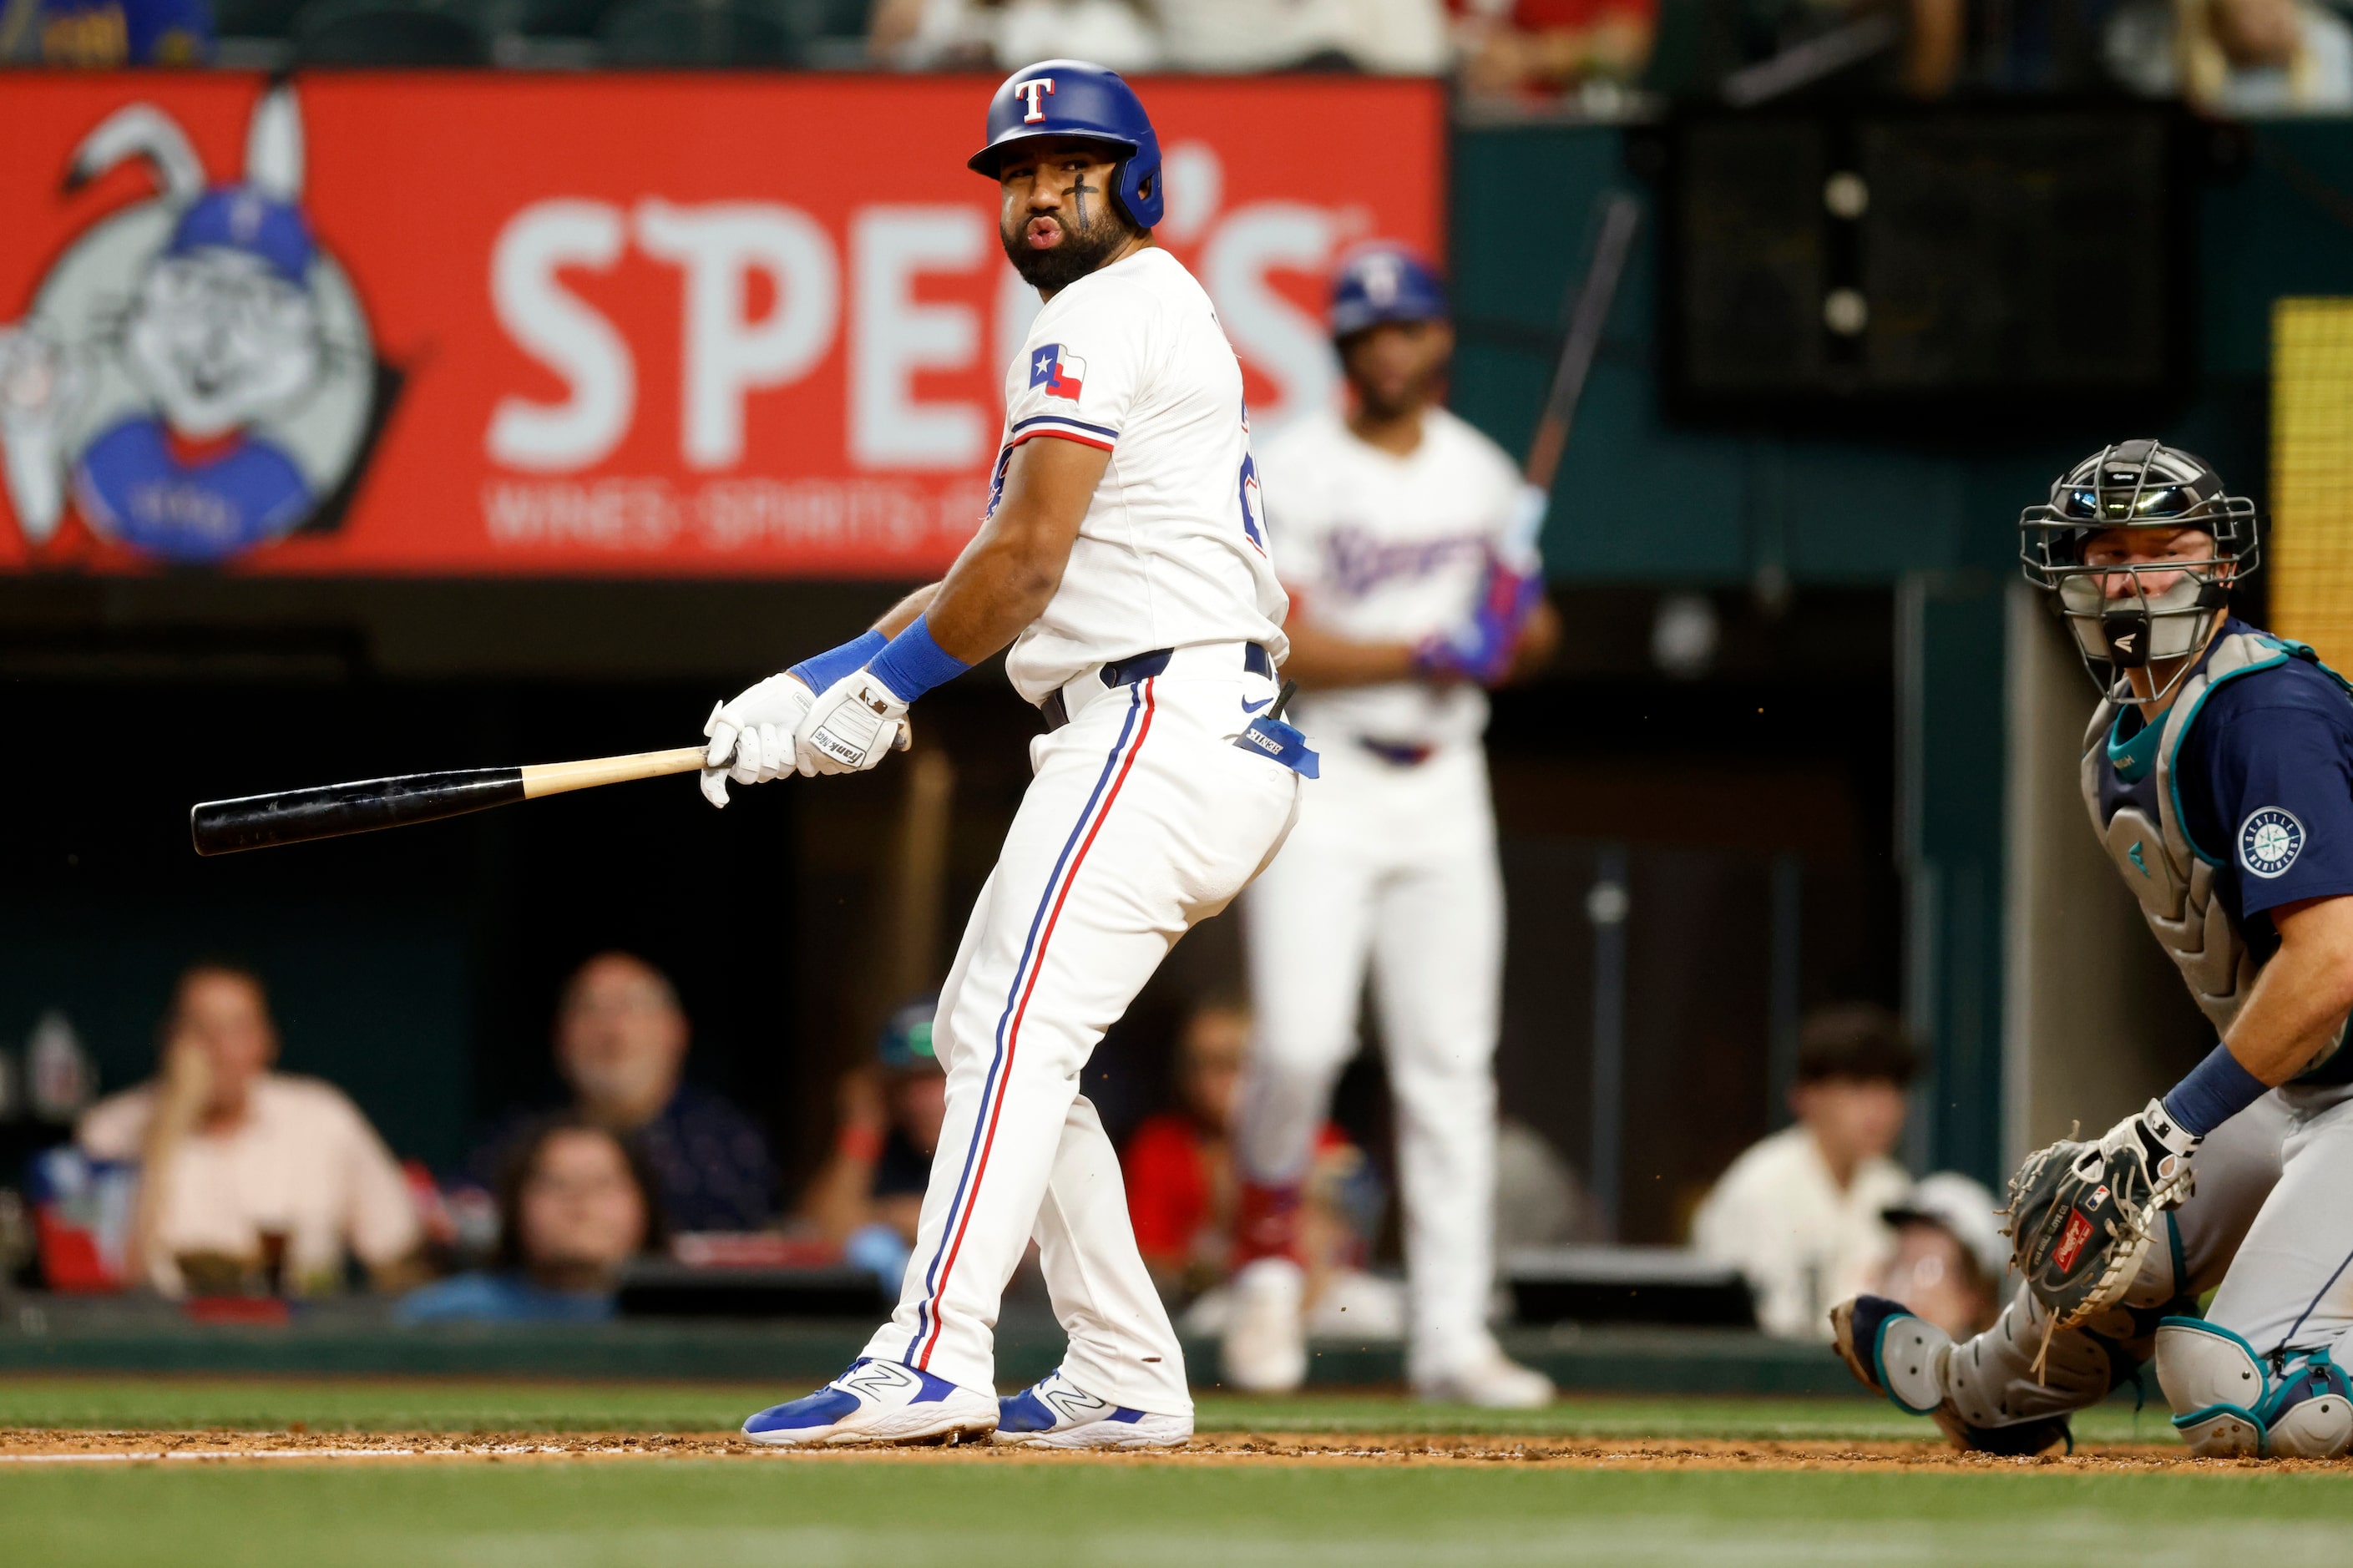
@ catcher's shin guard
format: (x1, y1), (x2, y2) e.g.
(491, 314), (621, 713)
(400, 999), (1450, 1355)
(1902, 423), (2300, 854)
(1832, 1296), (2075, 1456)
(1831, 1296), (1949, 1414)
(2156, 1318), (2353, 1459)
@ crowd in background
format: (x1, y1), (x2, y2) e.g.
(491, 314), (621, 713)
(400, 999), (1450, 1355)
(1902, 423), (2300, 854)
(2, 950), (2003, 1346)
(5, 0), (2352, 116)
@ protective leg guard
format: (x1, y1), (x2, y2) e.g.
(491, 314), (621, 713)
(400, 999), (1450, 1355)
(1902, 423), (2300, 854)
(2155, 1318), (2353, 1459)
(2264, 1348), (2353, 1458)
(1831, 1296), (2073, 1454)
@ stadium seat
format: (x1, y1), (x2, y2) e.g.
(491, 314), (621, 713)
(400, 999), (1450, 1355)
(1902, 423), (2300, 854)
(468, 0), (614, 38)
(213, 0), (307, 38)
(291, 0), (493, 62)
(597, 0), (802, 64)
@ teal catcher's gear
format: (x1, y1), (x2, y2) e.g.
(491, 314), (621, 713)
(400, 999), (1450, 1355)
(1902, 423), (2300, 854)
(2081, 628), (2353, 1073)
(2155, 1318), (2353, 1457)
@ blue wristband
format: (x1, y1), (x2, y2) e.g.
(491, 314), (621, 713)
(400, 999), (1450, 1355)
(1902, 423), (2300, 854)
(788, 630), (887, 693)
(2161, 1043), (2270, 1136)
(864, 615), (971, 703)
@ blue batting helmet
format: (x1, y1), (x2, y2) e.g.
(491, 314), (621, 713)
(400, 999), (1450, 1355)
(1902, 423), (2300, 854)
(1328, 244), (1449, 340)
(968, 59), (1164, 231)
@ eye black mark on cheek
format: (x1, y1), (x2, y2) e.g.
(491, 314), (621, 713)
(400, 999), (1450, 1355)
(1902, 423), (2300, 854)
(1071, 175), (1099, 229)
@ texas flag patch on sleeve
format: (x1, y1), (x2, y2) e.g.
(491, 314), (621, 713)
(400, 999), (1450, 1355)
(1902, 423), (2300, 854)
(1029, 344), (1085, 401)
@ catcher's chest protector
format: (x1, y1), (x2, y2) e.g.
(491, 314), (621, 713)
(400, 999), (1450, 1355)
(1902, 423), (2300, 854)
(2079, 632), (2293, 1035)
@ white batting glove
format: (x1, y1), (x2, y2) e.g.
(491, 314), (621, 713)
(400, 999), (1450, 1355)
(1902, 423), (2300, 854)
(700, 672), (817, 807)
(793, 667), (913, 776)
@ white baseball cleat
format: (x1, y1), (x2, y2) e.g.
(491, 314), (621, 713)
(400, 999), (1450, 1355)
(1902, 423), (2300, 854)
(1222, 1257), (1308, 1393)
(1414, 1348), (1555, 1409)
(741, 1358), (998, 1447)
(993, 1368), (1193, 1450)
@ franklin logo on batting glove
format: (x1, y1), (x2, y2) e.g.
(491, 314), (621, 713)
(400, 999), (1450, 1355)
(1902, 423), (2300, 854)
(796, 670), (912, 776)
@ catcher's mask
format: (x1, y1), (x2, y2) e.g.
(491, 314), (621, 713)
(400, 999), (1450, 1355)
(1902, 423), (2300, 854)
(2019, 440), (2258, 703)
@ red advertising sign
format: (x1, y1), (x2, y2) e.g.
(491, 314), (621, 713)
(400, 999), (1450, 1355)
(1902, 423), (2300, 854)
(0, 73), (1443, 578)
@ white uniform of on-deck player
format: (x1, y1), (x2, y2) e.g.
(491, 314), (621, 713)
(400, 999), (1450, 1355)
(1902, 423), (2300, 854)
(858, 243), (1298, 1415)
(1239, 402), (1527, 1388)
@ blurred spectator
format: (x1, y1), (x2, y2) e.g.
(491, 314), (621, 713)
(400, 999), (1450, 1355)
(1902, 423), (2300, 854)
(76, 962), (423, 1297)
(794, 998), (946, 1288)
(397, 1115), (660, 1324)
(1123, 1000), (1393, 1336)
(869, 0), (1166, 68)
(2107, 0), (2353, 113)
(1161, 0), (1448, 72)
(1492, 1115), (1608, 1256)
(1870, 1171), (2005, 1341)
(1689, 1002), (1915, 1341)
(470, 953), (776, 1236)
(1, 0), (213, 63)
(1454, 0), (1657, 102)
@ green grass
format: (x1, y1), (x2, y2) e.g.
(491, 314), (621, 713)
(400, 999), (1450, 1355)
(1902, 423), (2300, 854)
(0, 1376), (2181, 1444)
(7, 1462), (2348, 1568)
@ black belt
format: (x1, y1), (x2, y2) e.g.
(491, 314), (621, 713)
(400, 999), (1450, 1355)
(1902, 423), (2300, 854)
(1041, 643), (1273, 732)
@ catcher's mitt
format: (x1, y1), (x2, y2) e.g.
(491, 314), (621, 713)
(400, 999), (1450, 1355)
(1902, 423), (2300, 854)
(2003, 1097), (2200, 1338)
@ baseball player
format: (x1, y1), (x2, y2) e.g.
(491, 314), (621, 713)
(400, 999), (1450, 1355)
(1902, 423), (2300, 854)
(1222, 245), (1559, 1407)
(701, 61), (1306, 1449)
(1834, 440), (2353, 1458)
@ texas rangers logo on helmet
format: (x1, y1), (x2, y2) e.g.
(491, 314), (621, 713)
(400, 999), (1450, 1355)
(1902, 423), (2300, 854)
(1029, 343), (1085, 401)
(2240, 807), (2305, 880)
(1015, 78), (1055, 123)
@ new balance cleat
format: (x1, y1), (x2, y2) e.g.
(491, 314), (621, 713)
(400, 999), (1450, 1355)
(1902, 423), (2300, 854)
(741, 1358), (999, 1448)
(992, 1368), (1192, 1450)
(1414, 1348), (1555, 1409)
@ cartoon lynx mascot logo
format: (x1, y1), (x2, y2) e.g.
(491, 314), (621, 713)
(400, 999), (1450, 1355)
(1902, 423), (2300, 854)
(0, 84), (377, 564)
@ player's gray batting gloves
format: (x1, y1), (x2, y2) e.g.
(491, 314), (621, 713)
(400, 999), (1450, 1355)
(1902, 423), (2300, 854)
(700, 672), (817, 807)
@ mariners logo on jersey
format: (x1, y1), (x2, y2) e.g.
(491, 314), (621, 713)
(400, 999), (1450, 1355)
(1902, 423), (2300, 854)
(1030, 344), (1085, 402)
(2240, 807), (2306, 879)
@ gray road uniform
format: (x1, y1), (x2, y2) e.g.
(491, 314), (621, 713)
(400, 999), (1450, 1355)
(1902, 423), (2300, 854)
(1943, 620), (2353, 1453)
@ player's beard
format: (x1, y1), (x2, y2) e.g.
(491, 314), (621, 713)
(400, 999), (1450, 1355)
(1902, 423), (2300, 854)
(1003, 205), (1135, 293)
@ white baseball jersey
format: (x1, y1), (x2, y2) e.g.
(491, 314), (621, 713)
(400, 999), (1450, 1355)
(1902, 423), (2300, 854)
(1259, 404), (1524, 751)
(995, 245), (1289, 706)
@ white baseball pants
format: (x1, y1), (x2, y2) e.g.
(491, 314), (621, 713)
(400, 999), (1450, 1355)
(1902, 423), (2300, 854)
(862, 655), (1300, 1414)
(1946, 1082), (2353, 1428)
(1237, 738), (1505, 1383)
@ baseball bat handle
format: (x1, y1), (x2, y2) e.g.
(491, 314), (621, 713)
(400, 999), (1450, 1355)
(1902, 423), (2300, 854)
(190, 746), (709, 857)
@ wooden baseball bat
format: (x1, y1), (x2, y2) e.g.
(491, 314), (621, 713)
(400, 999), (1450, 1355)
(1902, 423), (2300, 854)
(1522, 191), (1642, 493)
(190, 746), (710, 856)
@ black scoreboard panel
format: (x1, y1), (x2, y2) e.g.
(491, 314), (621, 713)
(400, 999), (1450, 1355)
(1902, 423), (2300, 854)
(1659, 106), (2191, 430)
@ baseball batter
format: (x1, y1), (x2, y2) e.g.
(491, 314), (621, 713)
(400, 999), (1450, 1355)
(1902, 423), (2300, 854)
(700, 61), (1305, 1449)
(1835, 441), (2353, 1458)
(1223, 246), (1559, 1407)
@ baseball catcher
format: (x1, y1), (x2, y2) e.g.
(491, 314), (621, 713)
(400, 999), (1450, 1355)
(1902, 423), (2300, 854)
(1834, 440), (2353, 1459)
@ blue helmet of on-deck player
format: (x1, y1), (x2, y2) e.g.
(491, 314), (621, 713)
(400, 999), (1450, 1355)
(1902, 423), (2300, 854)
(1328, 243), (1449, 341)
(967, 59), (1165, 231)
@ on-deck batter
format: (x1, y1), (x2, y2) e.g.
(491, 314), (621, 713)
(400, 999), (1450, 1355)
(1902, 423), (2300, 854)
(696, 60), (1304, 1451)
(1834, 441), (2353, 1459)
(1224, 245), (1559, 1407)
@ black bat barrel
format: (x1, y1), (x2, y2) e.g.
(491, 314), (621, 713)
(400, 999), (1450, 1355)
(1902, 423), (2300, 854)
(190, 767), (527, 856)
